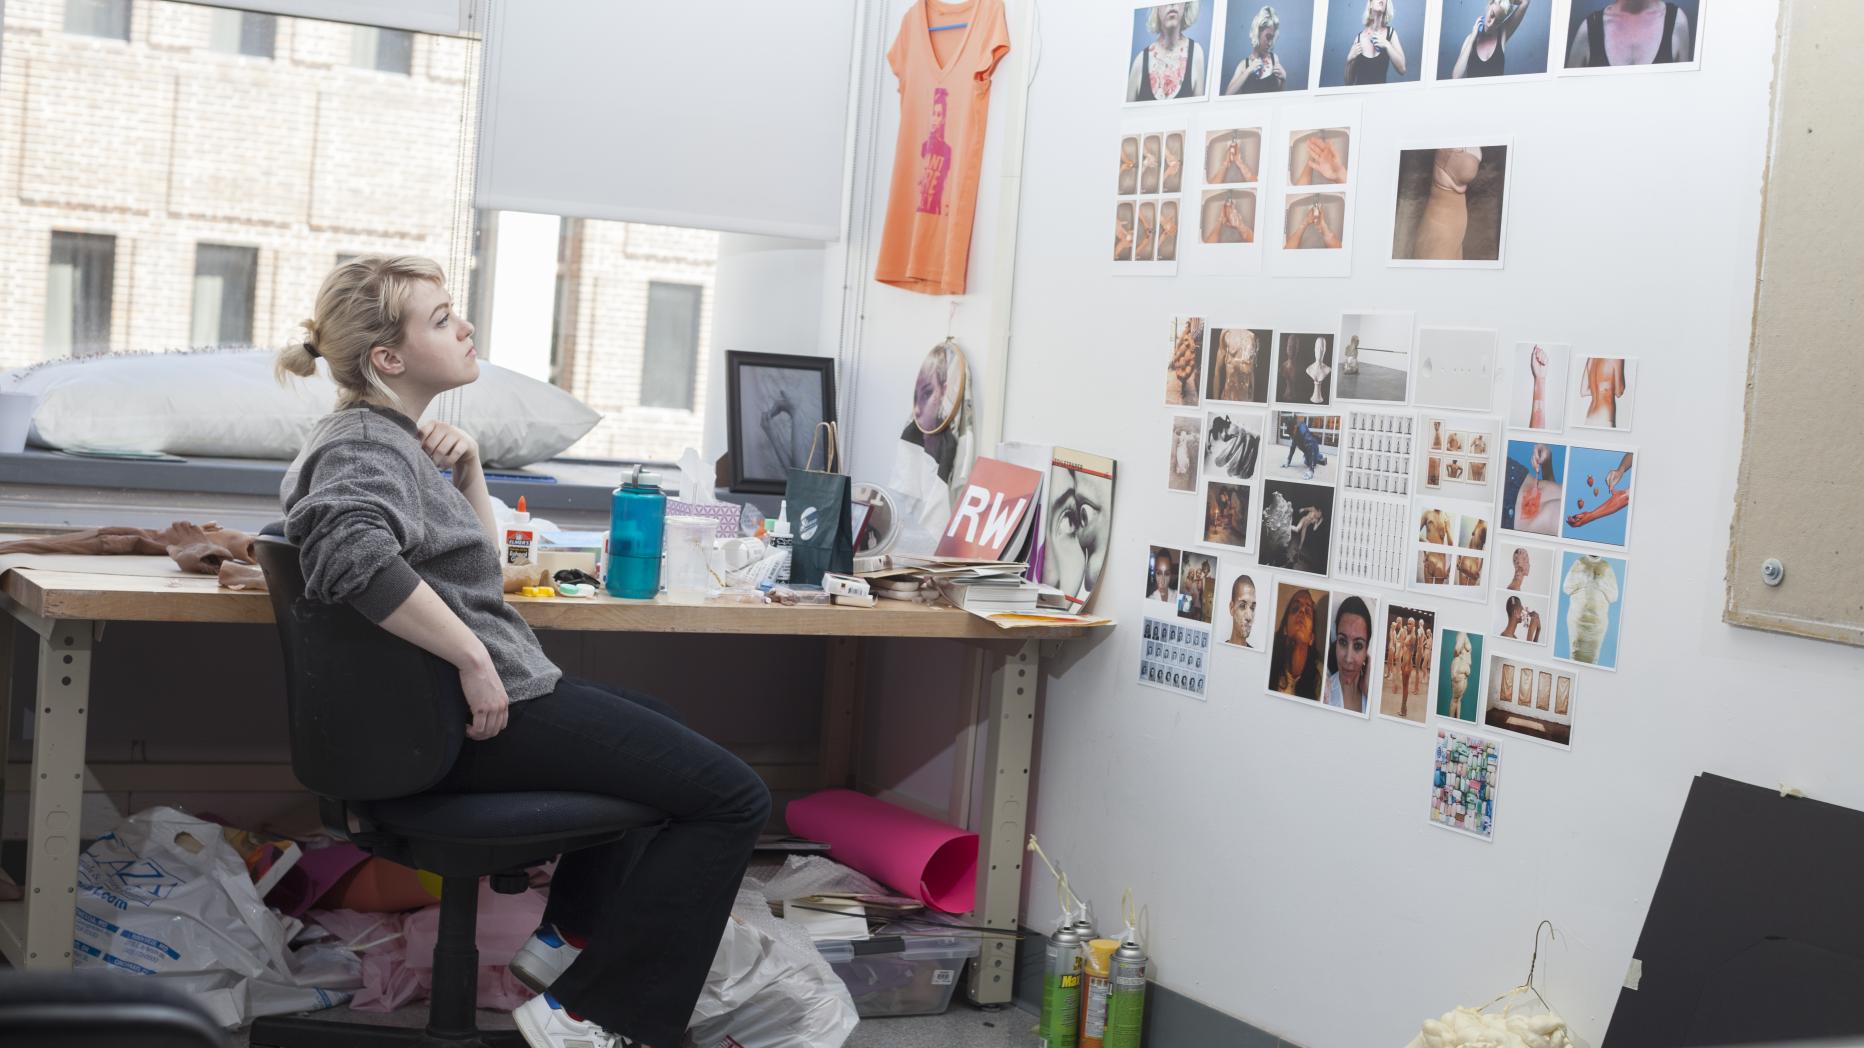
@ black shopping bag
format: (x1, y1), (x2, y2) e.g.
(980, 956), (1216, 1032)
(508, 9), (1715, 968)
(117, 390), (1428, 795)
(784, 422), (854, 587)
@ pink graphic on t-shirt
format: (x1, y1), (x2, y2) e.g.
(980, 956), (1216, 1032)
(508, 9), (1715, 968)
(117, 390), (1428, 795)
(917, 87), (953, 215)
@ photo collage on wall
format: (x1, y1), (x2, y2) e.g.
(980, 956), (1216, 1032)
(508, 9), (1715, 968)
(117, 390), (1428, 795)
(1118, 0), (1677, 842)
(1137, 544), (1215, 701)
(1113, 123), (1188, 274)
(1142, 301), (1645, 845)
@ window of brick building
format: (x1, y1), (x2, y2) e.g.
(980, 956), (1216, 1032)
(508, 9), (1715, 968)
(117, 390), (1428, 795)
(641, 282), (704, 411)
(45, 232), (116, 358)
(191, 243), (259, 347)
(351, 25), (413, 74)
(210, 9), (277, 59)
(63, 0), (130, 40)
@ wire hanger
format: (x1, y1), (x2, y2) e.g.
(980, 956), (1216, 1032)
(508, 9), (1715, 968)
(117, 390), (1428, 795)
(1485, 920), (1560, 1015)
(930, 20), (969, 31)
(944, 300), (959, 343)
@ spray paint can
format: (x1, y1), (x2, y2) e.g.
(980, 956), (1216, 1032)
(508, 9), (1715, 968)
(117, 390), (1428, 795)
(1038, 924), (1084, 1048)
(1104, 939), (1150, 1048)
(1078, 938), (1119, 1048)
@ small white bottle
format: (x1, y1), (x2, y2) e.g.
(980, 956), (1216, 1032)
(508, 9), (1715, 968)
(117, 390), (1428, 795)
(770, 500), (794, 583)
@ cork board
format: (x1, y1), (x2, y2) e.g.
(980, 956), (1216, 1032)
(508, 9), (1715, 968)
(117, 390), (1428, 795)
(1726, 0), (1864, 645)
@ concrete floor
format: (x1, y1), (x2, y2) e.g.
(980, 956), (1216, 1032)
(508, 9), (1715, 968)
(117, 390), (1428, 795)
(234, 1000), (1041, 1047)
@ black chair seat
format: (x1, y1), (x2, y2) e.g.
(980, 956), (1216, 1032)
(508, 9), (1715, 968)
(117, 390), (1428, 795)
(365, 791), (665, 847)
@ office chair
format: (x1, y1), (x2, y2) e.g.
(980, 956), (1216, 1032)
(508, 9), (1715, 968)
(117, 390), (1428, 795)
(251, 533), (666, 1047)
(0, 971), (231, 1047)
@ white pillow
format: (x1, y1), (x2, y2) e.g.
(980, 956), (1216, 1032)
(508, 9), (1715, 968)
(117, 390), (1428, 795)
(1, 349), (602, 468)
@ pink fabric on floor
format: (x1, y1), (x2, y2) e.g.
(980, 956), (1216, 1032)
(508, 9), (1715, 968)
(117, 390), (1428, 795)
(308, 881), (547, 1013)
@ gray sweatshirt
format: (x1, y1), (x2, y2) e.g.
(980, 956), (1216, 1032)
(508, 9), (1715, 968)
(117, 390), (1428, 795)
(280, 405), (561, 702)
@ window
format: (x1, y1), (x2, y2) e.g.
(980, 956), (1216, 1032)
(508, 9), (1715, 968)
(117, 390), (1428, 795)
(350, 26), (413, 74)
(45, 232), (116, 357)
(63, 0), (130, 40)
(2, 7), (721, 466)
(641, 282), (704, 410)
(210, 9), (277, 59)
(191, 244), (259, 346)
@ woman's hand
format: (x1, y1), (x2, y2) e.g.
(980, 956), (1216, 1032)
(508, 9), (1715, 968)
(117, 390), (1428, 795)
(419, 420), (481, 485)
(460, 656), (510, 740)
(1307, 137), (1347, 184)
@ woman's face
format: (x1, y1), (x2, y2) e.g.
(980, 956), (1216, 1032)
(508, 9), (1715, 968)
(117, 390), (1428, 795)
(1367, 0), (1388, 21)
(1158, 3), (1185, 31)
(1485, 1), (1505, 25)
(388, 279), (478, 394)
(1259, 20), (1278, 49)
(913, 359), (946, 431)
(1335, 611), (1370, 684)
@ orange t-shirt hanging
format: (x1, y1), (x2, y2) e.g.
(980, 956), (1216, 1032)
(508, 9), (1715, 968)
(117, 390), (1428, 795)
(875, 0), (1011, 296)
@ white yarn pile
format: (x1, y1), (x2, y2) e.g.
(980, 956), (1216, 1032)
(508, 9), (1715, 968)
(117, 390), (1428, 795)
(1403, 1005), (1580, 1048)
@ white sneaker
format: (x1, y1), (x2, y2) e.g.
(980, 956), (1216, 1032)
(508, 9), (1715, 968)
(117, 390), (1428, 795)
(511, 924), (583, 994)
(513, 991), (627, 1048)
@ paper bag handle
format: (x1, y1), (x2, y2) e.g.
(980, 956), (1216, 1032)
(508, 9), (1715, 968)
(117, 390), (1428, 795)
(805, 421), (840, 474)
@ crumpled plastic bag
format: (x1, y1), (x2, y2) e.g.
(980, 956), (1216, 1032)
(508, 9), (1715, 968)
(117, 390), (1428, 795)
(1404, 1004), (1586, 1048)
(306, 880), (545, 1013)
(683, 886), (859, 1048)
(73, 807), (361, 1028)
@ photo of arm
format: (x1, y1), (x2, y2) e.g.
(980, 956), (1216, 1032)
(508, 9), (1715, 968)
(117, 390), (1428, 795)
(1452, 0), (1532, 78)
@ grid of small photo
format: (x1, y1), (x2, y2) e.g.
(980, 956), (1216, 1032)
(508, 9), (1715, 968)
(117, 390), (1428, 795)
(1140, 614), (1211, 701)
(1138, 542), (1215, 701)
(1334, 494), (1408, 589)
(1115, 127), (1187, 274)
(1430, 729), (1499, 843)
(1494, 347), (1637, 685)
(1192, 123), (1265, 275)
(1275, 110), (1359, 277)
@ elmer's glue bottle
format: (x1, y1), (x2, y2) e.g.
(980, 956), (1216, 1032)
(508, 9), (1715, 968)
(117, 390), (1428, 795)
(504, 496), (534, 566)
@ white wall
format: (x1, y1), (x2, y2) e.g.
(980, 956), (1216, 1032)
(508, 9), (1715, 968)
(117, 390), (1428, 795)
(704, 233), (830, 481)
(852, 1), (1864, 1045)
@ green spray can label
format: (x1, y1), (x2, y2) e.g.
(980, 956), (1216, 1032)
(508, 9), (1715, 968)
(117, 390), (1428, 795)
(1105, 940), (1149, 1048)
(1038, 926), (1083, 1048)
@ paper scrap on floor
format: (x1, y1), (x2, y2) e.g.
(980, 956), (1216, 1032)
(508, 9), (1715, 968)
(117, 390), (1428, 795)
(781, 895), (870, 941)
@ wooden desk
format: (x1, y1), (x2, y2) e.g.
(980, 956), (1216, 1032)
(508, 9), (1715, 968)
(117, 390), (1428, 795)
(0, 563), (1098, 1006)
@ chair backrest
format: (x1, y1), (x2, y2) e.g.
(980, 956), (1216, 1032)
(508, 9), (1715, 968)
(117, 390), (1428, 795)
(0, 972), (231, 1048)
(255, 534), (464, 800)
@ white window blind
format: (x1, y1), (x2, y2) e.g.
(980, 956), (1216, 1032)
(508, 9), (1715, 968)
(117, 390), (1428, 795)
(181, 1), (473, 35)
(474, 0), (857, 241)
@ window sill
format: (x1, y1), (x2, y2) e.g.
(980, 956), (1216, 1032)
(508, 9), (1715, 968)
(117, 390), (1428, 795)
(0, 449), (651, 520)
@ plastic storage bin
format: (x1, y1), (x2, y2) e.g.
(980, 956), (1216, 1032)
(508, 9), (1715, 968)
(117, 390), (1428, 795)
(814, 928), (981, 1018)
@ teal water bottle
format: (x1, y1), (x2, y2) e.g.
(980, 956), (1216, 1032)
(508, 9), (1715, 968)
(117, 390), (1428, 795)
(606, 466), (665, 599)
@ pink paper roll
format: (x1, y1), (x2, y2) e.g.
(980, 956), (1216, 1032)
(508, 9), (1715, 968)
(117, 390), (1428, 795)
(786, 789), (979, 913)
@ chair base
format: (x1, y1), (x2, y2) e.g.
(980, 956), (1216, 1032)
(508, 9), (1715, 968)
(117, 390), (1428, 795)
(248, 1013), (528, 1048)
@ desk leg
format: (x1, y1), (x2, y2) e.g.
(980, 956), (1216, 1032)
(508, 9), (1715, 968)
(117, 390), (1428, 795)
(817, 637), (862, 790)
(21, 620), (92, 969)
(966, 639), (1037, 1007)
(0, 619), (13, 866)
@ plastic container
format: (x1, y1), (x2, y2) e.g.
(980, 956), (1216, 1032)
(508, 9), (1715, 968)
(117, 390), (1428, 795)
(813, 927), (981, 1018)
(663, 515), (715, 604)
(606, 466), (665, 599)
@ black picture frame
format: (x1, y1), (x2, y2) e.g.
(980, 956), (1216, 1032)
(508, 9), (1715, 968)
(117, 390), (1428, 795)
(725, 351), (839, 495)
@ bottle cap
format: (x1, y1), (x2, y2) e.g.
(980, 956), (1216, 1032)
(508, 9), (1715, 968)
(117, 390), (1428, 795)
(772, 500), (791, 538)
(621, 465), (663, 490)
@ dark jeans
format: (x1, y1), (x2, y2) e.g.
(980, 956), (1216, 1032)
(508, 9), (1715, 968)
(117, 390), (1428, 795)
(432, 675), (771, 1046)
